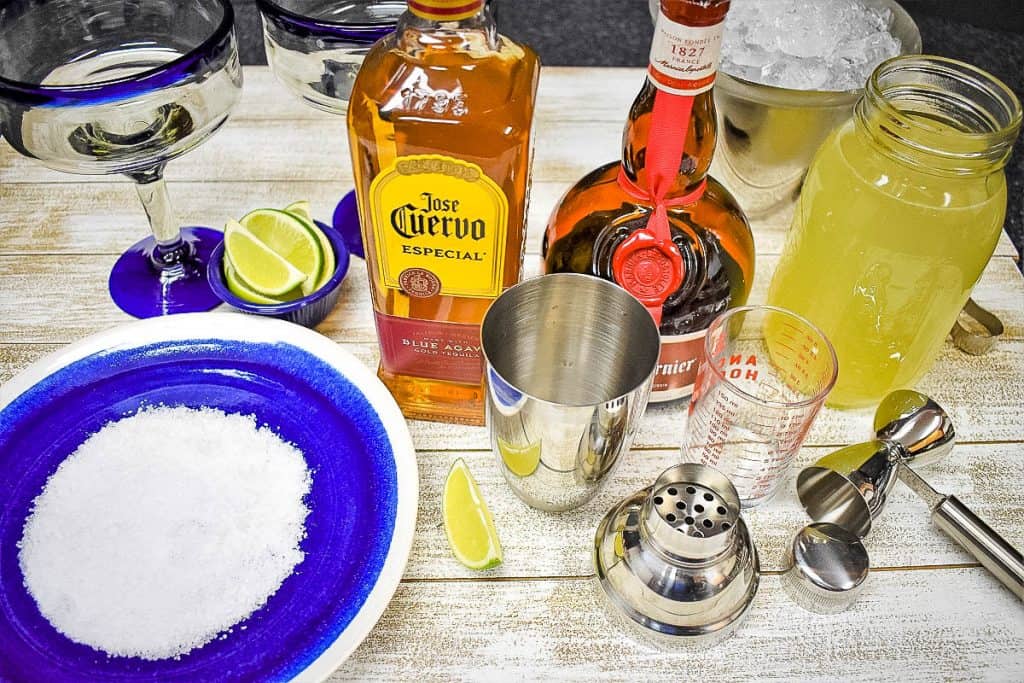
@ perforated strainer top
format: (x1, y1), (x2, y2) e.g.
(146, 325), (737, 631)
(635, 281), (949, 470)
(594, 462), (760, 646)
(652, 482), (737, 539)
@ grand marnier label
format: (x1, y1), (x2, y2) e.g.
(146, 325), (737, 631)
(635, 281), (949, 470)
(368, 154), (509, 298)
(648, 11), (724, 95)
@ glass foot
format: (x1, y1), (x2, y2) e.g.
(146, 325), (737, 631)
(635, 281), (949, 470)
(332, 190), (365, 259)
(108, 226), (223, 318)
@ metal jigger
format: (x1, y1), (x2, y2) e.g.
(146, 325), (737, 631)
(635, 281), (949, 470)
(797, 390), (1024, 601)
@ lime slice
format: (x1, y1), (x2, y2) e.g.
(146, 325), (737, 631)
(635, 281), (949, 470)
(497, 437), (541, 477)
(283, 200), (312, 222)
(224, 261), (294, 305)
(443, 459), (503, 570)
(223, 220), (308, 296)
(283, 202), (336, 291)
(239, 208), (323, 295)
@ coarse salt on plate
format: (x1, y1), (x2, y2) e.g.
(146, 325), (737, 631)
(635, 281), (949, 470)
(0, 313), (417, 682)
(19, 406), (313, 661)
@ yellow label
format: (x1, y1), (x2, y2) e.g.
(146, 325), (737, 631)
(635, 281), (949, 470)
(368, 154), (509, 299)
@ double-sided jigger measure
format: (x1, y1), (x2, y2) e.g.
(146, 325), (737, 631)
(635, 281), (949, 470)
(798, 390), (1024, 600)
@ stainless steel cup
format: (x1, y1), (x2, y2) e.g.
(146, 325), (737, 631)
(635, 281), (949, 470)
(481, 273), (660, 512)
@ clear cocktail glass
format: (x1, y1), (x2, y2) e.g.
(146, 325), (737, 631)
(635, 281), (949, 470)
(257, 0), (406, 114)
(0, 0), (243, 318)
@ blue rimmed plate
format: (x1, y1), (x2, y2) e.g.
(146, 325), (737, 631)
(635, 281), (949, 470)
(0, 313), (417, 682)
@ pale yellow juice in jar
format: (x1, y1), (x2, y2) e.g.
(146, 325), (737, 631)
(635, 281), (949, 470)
(767, 118), (1007, 408)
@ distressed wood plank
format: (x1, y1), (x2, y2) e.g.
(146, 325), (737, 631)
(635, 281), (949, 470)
(1, 180), (1017, 260)
(234, 66), (642, 124)
(2, 255), (1023, 447)
(2, 251), (1022, 344)
(1, 65), (1017, 259)
(402, 443), (1024, 579)
(336, 569), (1024, 681)
(4, 332), (1023, 449)
(0, 118), (616, 186)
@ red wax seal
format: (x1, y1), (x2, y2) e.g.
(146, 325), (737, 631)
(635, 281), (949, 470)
(612, 230), (685, 321)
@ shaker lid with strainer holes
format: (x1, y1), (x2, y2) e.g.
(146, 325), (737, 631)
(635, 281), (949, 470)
(593, 463), (760, 649)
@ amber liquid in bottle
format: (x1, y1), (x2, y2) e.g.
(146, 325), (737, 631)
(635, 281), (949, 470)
(348, 3), (539, 424)
(543, 0), (754, 402)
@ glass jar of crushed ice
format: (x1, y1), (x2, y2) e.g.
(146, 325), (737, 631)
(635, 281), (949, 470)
(768, 56), (1022, 408)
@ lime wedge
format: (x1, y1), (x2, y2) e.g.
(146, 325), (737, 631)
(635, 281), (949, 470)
(443, 459), (503, 570)
(239, 208), (323, 295)
(283, 202), (336, 291)
(283, 200), (312, 222)
(497, 437), (541, 477)
(223, 261), (293, 305)
(224, 220), (308, 296)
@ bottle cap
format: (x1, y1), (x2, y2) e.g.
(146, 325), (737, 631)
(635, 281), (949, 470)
(408, 0), (484, 22)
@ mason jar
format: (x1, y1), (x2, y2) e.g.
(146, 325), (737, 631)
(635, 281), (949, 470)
(767, 55), (1021, 408)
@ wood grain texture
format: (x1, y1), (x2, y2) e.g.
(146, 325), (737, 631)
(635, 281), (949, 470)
(3, 333), (1024, 451)
(0, 118), (619, 185)
(0, 65), (1016, 259)
(1, 250), (1023, 447)
(1, 66), (1023, 678)
(336, 569), (1024, 681)
(2, 254), (1023, 344)
(4, 335), (1023, 449)
(3, 251), (1023, 448)
(0, 180), (1017, 259)
(402, 443), (1024, 579)
(233, 67), (642, 124)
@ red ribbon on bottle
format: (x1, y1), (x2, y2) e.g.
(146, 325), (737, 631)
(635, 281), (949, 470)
(613, 90), (707, 325)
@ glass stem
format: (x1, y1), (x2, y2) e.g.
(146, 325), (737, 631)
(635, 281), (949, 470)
(129, 165), (190, 270)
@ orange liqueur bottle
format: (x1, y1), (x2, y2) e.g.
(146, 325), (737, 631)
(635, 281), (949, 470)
(348, 0), (540, 424)
(543, 0), (753, 402)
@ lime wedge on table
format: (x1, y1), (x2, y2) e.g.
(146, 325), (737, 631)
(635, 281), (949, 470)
(283, 201), (336, 291)
(239, 208), (324, 295)
(224, 220), (308, 296)
(443, 459), (503, 570)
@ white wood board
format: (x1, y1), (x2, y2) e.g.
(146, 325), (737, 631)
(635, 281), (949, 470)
(0, 66), (1022, 679)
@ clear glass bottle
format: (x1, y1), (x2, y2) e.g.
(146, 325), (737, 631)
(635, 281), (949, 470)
(768, 56), (1022, 408)
(543, 0), (754, 402)
(347, 0), (539, 424)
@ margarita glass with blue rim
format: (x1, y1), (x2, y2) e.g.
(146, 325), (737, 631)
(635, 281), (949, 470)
(257, 0), (405, 114)
(256, 0), (405, 253)
(0, 0), (243, 318)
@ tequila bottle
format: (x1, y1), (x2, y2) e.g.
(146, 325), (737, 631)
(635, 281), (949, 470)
(348, 0), (540, 424)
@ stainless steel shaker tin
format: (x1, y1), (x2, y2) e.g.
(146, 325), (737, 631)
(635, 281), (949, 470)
(593, 463), (760, 648)
(481, 273), (660, 512)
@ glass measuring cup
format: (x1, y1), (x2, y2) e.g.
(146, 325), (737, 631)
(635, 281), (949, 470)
(682, 306), (838, 508)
